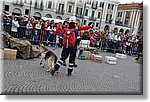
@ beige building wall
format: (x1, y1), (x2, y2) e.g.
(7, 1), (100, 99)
(0, 0), (3, 30)
(128, 11), (134, 26)
(3, 0), (119, 30)
(115, 3), (143, 34)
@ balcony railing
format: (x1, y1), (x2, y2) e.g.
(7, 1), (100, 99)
(75, 13), (83, 18)
(115, 21), (130, 27)
(34, 2), (44, 10)
(105, 20), (112, 24)
(115, 22), (123, 26)
(34, 6), (44, 10)
(124, 24), (130, 27)
(13, 1), (24, 7)
(68, 0), (75, 4)
(56, 10), (65, 15)
(89, 16), (97, 21)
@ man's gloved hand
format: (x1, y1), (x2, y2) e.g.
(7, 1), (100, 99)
(88, 22), (94, 28)
(76, 40), (81, 45)
(59, 38), (63, 45)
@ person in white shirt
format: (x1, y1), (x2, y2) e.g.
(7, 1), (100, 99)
(35, 20), (42, 44)
(108, 30), (115, 41)
(114, 34), (121, 41)
(11, 17), (19, 38)
(26, 20), (33, 39)
(108, 30), (115, 50)
(47, 22), (55, 46)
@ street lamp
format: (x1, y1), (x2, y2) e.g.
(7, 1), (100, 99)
(29, 0), (32, 18)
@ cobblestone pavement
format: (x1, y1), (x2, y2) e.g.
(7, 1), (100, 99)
(1, 46), (142, 95)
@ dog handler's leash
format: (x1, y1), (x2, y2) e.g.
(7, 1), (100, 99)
(52, 47), (81, 51)
(52, 48), (60, 51)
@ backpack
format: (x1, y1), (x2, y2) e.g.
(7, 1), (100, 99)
(62, 28), (76, 47)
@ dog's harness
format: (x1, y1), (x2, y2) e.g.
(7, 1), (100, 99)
(42, 51), (49, 55)
(41, 48), (59, 56)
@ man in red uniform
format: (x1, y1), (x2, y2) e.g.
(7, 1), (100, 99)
(54, 23), (62, 47)
(51, 16), (81, 76)
(62, 18), (93, 67)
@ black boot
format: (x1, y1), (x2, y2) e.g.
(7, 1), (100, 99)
(67, 69), (73, 76)
(50, 69), (56, 76)
(51, 62), (61, 76)
(63, 61), (67, 66)
(74, 64), (78, 67)
(63, 63), (67, 66)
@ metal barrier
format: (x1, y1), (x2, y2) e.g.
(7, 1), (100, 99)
(2, 23), (140, 55)
(99, 39), (139, 55)
(80, 35), (139, 55)
(2, 23), (60, 46)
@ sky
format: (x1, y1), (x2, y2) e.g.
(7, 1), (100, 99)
(119, 0), (143, 4)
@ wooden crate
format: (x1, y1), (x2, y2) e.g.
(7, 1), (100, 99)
(137, 57), (143, 64)
(91, 54), (102, 63)
(0, 49), (4, 59)
(79, 40), (90, 48)
(81, 51), (91, 60)
(90, 54), (95, 60)
(4, 48), (17, 60)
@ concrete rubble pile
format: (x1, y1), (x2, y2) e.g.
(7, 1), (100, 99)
(1, 32), (40, 60)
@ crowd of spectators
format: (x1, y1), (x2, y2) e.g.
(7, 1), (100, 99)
(3, 15), (63, 46)
(2, 15), (143, 56)
(80, 29), (143, 56)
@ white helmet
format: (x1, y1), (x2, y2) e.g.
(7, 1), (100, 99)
(69, 16), (76, 23)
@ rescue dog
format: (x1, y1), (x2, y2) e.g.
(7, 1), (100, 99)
(36, 43), (58, 72)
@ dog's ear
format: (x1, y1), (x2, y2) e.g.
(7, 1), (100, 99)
(36, 46), (38, 49)
(37, 43), (41, 46)
(41, 43), (44, 47)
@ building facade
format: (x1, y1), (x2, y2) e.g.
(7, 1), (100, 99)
(138, 2), (143, 38)
(82, 0), (119, 31)
(115, 2), (143, 35)
(3, 0), (119, 31)
(0, 0), (3, 30)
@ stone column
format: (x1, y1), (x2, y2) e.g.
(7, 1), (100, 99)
(122, 11), (126, 25)
(130, 11), (136, 28)
(101, 2), (108, 22)
(53, 0), (58, 12)
(120, 11), (124, 22)
(0, 0), (3, 31)
(73, 0), (77, 16)
(134, 11), (139, 27)
(135, 11), (141, 27)
(112, 5), (118, 24)
(129, 11), (134, 26)
(43, 0), (47, 10)
(132, 11), (141, 34)
(64, 0), (68, 14)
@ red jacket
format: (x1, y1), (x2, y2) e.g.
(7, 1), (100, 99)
(61, 24), (91, 34)
(89, 31), (94, 36)
(55, 25), (62, 36)
(76, 25), (91, 31)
